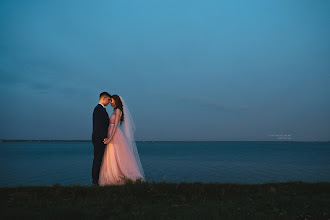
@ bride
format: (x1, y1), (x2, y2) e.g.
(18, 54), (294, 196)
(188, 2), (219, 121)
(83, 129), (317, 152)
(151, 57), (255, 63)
(99, 95), (145, 185)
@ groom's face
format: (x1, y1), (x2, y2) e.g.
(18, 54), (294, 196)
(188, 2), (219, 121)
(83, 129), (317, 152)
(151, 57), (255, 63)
(102, 96), (111, 106)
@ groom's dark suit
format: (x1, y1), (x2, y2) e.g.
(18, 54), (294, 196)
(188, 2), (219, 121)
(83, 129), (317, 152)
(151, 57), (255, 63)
(92, 104), (109, 184)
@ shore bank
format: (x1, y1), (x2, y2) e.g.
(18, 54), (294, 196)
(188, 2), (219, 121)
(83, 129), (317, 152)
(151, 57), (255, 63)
(1, 180), (329, 219)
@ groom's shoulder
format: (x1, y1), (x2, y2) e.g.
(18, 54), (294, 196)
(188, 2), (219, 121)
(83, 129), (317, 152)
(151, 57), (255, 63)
(94, 104), (102, 111)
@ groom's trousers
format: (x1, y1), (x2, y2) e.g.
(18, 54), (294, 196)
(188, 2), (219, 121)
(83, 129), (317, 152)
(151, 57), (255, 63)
(92, 140), (106, 184)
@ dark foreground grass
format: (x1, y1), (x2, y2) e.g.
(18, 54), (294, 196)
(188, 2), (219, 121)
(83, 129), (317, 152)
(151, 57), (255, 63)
(1, 180), (329, 220)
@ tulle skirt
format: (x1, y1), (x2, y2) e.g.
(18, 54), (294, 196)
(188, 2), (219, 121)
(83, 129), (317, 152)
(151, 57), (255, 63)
(99, 127), (145, 186)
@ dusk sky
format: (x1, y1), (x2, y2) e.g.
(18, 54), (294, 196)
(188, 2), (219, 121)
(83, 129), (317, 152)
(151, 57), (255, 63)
(1, 0), (329, 141)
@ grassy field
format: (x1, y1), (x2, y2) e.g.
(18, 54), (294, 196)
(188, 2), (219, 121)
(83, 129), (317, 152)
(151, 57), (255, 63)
(1, 180), (329, 219)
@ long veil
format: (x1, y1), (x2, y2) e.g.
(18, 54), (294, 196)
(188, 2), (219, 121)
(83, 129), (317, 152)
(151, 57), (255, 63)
(119, 96), (145, 179)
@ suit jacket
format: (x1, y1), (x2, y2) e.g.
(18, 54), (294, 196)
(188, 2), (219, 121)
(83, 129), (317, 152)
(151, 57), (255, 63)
(92, 104), (109, 142)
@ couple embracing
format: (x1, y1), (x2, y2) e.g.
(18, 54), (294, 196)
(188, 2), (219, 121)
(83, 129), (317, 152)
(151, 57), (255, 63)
(92, 92), (145, 186)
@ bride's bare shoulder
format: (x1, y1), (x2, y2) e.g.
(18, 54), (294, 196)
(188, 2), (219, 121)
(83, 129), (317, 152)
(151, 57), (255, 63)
(115, 108), (122, 115)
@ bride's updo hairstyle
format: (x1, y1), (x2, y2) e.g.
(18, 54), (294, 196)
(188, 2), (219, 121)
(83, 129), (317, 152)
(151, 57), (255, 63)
(112, 95), (125, 125)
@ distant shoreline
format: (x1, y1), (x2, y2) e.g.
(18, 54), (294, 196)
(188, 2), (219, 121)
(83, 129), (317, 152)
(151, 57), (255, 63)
(0, 140), (329, 142)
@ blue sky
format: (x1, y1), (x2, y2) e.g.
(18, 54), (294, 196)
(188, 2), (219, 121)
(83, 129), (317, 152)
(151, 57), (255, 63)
(1, 0), (329, 141)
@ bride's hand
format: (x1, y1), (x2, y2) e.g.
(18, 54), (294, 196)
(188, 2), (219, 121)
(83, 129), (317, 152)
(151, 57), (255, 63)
(103, 138), (111, 144)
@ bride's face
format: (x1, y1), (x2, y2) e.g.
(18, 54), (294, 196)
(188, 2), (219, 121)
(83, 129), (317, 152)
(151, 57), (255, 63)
(110, 98), (116, 107)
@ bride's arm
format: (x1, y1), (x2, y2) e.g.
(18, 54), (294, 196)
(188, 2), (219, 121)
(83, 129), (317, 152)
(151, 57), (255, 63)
(104, 109), (122, 144)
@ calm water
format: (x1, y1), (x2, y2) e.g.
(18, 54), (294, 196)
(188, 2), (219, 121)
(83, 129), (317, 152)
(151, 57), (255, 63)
(0, 141), (329, 186)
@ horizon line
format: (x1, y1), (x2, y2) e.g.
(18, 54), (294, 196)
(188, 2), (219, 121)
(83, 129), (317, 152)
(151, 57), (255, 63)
(0, 140), (329, 142)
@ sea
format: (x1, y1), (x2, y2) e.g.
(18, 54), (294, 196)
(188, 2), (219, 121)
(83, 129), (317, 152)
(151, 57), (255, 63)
(0, 141), (329, 186)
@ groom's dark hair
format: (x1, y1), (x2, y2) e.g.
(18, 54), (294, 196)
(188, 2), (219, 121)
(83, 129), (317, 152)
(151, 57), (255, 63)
(99, 92), (111, 99)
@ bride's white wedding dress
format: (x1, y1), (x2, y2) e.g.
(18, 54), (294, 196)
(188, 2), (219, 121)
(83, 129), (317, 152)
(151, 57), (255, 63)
(99, 97), (145, 185)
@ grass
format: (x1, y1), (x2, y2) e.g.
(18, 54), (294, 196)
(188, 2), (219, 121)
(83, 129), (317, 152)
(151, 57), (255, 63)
(1, 180), (330, 219)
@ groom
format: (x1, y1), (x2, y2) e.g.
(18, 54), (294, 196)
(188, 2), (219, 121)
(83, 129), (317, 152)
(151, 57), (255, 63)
(92, 92), (111, 185)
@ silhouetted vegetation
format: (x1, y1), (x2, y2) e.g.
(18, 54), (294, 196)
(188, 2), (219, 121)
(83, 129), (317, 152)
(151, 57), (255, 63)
(1, 180), (329, 219)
